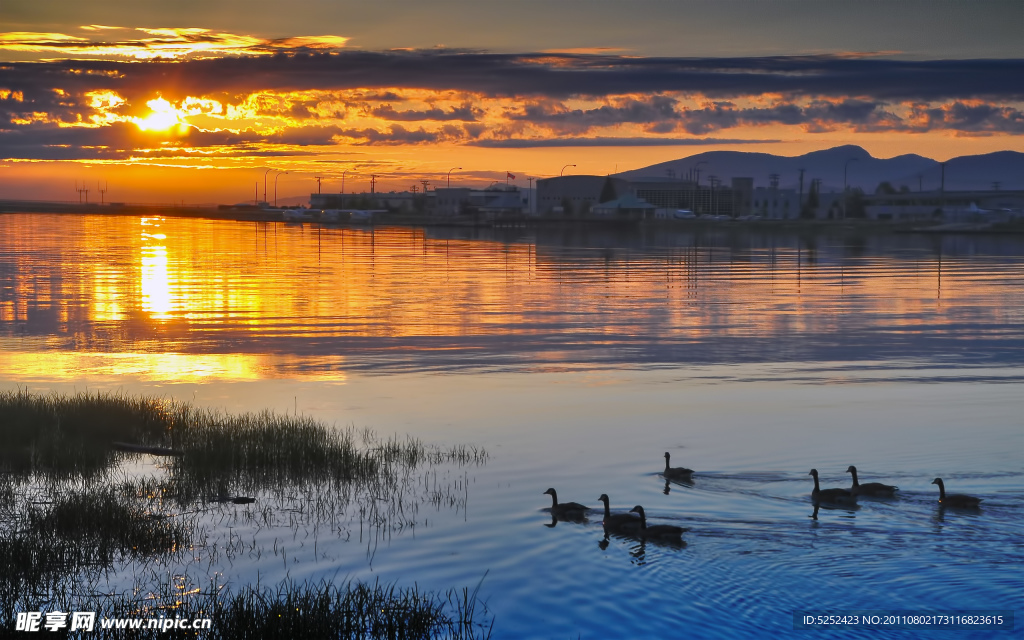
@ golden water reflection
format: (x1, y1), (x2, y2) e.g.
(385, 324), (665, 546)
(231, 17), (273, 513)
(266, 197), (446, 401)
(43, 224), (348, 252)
(1, 213), (1023, 382)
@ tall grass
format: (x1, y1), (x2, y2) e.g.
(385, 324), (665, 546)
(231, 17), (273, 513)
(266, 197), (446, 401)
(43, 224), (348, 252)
(0, 389), (174, 478)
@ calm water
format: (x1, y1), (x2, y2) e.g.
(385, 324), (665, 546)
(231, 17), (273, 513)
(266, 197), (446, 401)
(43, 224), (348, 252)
(1, 213), (1022, 638)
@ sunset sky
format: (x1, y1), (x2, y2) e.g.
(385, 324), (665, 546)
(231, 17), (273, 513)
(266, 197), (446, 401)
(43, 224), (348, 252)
(1, 0), (1021, 204)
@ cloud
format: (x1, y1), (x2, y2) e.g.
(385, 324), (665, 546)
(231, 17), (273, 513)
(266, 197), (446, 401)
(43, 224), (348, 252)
(0, 27), (348, 60)
(2, 50), (1020, 101)
(0, 49), (1020, 161)
(368, 103), (481, 121)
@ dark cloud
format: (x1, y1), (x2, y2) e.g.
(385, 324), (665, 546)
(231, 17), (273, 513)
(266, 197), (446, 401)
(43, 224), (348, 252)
(510, 96), (681, 134)
(368, 104), (481, 121)
(907, 102), (1024, 134)
(0, 121), (344, 159)
(1, 52), (1021, 103)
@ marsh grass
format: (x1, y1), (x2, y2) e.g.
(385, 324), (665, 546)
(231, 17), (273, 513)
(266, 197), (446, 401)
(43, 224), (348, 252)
(0, 390), (491, 637)
(0, 480), (194, 614)
(0, 389), (173, 479)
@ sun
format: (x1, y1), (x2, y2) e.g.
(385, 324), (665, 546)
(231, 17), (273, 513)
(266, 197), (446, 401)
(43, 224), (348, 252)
(134, 96), (186, 132)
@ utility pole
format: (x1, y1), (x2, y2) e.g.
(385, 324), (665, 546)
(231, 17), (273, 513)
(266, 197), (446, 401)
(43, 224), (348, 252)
(527, 176), (534, 215)
(939, 162), (946, 215)
(798, 169), (805, 212)
(370, 175), (377, 194)
(314, 176), (323, 193)
(420, 180), (430, 194)
(411, 185), (418, 194)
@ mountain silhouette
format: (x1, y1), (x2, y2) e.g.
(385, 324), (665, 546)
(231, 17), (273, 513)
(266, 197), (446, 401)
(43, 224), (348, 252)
(617, 145), (1024, 193)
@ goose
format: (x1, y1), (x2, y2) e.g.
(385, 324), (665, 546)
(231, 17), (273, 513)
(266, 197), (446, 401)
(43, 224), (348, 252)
(597, 494), (641, 532)
(846, 466), (898, 497)
(543, 488), (588, 517)
(629, 505), (688, 541)
(808, 469), (856, 504)
(931, 478), (982, 508)
(663, 452), (694, 480)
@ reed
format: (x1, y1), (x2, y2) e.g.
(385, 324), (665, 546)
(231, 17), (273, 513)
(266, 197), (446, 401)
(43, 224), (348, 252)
(0, 388), (174, 478)
(0, 480), (193, 612)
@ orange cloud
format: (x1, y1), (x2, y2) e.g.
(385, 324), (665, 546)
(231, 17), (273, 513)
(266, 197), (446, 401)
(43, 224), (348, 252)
(0, 27), (349, 61)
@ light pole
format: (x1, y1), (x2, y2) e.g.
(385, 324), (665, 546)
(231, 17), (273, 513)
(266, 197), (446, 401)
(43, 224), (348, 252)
(689, 161), (707, 211)
(274, 170), (287, 208)
(843, 157), (859, 219)
(447, 167), (462, 189)
(341, 170), (347, 208)
(560, 164), (576, 177)
(263, 168), (274, 204)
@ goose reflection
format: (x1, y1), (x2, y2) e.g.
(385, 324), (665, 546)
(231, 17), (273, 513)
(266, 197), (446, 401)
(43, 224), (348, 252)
(663, 476), (694, 495)
(600, 530), (682, 565)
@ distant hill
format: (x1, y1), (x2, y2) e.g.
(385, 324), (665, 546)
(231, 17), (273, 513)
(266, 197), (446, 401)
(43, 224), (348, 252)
(617, 145), (1024, 193)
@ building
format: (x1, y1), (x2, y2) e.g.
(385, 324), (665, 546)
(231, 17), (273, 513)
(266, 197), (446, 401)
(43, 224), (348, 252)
(864, 190), (1024, 222)
(751, 186), (799, 219)
(536, 175), (628, 216)
(591, 195), (656, 220)
(431, 184), (526, 218)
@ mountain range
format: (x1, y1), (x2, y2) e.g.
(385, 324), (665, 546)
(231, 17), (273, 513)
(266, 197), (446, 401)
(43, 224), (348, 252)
(617, 145), (1024, 193)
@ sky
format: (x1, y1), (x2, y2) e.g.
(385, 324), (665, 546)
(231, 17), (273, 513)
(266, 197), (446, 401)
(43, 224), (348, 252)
(1, 0), (1022, 204)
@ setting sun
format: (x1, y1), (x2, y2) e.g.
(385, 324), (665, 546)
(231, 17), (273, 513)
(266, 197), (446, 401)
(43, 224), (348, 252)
(134, 96), (185, 132)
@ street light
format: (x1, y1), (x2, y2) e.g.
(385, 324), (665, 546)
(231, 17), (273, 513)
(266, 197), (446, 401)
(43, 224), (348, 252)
(447, 167), (462, 189)
(274, 170), (288, 208)
(560, 164), (576, 177)
(263, 168), (274, 204)
(843, 157), (859, 219)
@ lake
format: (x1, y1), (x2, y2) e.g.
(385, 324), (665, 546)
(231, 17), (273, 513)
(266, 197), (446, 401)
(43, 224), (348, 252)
(1, 213), (1021, 638)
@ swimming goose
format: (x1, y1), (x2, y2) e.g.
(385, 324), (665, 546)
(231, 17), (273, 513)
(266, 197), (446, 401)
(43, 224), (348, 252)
(598, 494), (641, 532)
(663, 452), (694, 480)
(931, 478), (982, 508)
(846, 466), (898, 497)
(543, 488), (588, 517)
(808, 469), (856, 504)
(629, 505), (687, 541)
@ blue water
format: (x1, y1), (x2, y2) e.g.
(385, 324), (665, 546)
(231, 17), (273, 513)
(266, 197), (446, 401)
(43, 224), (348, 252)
(1, 214), (1021, 638)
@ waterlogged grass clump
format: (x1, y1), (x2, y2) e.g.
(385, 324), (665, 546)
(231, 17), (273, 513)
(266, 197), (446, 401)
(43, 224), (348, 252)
(0, 389), (486, 490)
(0, 389), (175, 478)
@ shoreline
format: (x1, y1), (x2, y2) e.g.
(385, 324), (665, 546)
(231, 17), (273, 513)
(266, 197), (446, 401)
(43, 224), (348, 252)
(3, 199), (1023, 235)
